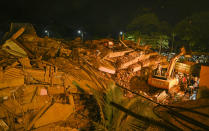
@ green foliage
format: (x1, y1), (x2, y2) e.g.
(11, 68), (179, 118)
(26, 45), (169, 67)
(126, 12), (170, 52)
(157, 35), (169, 49)
(125, 31), (141, 42)
(127, 13), (160, 33)
(126, 11), (209, 52)
(125, 32), (169, 51)
(127, 13), (171, 34)
(174, 11), (209, 51)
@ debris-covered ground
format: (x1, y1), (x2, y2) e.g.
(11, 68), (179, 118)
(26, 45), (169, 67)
(0, 23), (207, 131)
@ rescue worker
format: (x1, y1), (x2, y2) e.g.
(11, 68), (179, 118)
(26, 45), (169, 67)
(157, 64), (162, 76)
(190, 81), (198, 100)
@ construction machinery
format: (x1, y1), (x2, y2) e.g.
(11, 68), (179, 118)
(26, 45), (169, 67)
(148, 47), (186, 89)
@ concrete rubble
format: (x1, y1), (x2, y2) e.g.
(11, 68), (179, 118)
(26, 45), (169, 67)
(0, 23), (202, 130)
(33, 103), (74, 128)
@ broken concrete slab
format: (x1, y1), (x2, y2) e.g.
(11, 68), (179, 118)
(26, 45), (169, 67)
(2, 39), (28, 57)
(157, 91), (168, 103)
(27, 101), (52, 130)
(24, 68), (64, 85)
(129, 63), (141, 72)
(10, 27), (25, 40)
(98, 66), (116, 74)
(34, 103), (74, 128)
(0, 68), (24, 89)
(18, 57), (32, 68)
(118, 56), (141, 69)
(47, 86), (65, 95)
(117, 52), (153, 70)
(106, 49), (134, 58)
(93, 59), (116, 74)
(98, 60), (116, 74)
(0, 119), (9, 131)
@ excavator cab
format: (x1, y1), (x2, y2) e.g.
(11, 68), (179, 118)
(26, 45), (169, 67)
(148, 47), (186, 89)
(148, 73), (178, 89)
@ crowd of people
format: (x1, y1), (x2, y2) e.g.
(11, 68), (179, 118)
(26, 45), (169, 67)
(176, 73), (200, 100)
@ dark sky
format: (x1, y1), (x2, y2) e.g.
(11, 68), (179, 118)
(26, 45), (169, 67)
(0, 0), (209, 35)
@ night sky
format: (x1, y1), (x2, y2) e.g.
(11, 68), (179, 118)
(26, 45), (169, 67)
(0, 0), (209, 36)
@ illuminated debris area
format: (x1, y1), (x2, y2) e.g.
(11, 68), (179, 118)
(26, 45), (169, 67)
(0, 24), (208, 131)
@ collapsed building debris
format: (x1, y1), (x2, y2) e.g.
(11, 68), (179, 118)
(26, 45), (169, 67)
(0, 23), (204, 130)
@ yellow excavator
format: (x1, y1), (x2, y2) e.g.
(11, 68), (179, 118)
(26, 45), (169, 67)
(148, 47), (186, 89)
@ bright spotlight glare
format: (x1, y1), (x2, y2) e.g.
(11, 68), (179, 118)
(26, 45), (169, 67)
(120, 31), (123, 35)
(78, 30), (81, 34)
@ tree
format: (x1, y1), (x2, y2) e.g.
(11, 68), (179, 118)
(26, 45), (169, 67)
(174, 11), (209, 52)
(126, 13), (172, 52)
(157, 34), (169, 53)
(127, 13), (160, 34)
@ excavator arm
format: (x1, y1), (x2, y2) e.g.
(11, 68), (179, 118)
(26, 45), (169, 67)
(166, 47), (186, 79)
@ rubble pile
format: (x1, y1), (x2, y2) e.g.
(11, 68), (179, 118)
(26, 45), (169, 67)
(0, 23), (192, 130)
(82, 38), (168, 93)
(0, 24), (110, 130)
